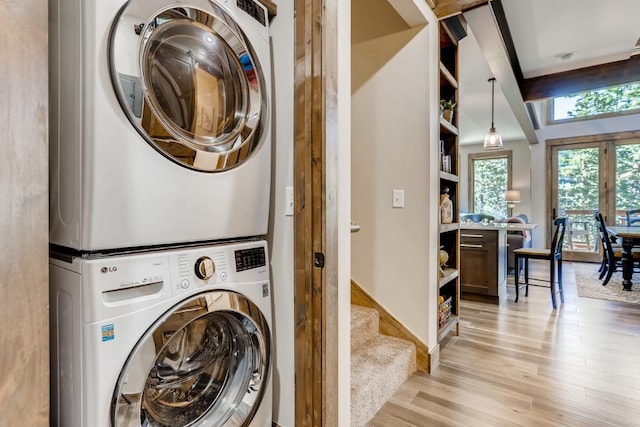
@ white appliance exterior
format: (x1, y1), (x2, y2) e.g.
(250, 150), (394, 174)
(49, 0), (272, 251)
(50, 240), (272, 427)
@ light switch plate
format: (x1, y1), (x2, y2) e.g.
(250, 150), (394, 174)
(392, 189), (404, 208)
(286, 186), (294, 216)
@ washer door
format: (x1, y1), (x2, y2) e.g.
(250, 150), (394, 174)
(109, 0), (267, 172)
(112, 291), (270, 426)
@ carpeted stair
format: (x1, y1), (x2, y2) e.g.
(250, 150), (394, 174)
(350, 305), (417, 426)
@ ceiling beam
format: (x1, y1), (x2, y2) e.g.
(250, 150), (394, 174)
(463, 1), (539, 143)
(389, 0), (430, 27)
(433, 0), (488, 19)
(522, 55), (640, 101)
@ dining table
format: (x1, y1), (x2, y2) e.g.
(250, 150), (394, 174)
(606, 226), (640, 291)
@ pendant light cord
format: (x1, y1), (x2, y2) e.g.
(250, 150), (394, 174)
(489, 77), (496, 128)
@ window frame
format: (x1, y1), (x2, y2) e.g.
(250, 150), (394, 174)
(468, 150), (513, 218)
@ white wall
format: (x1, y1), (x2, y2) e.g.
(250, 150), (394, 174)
(337, 3), (352, 424)
(351, 1), (438, 348)
(267, 4), (295, 425)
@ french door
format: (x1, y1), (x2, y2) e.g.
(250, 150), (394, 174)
(549, 133), (640, 262)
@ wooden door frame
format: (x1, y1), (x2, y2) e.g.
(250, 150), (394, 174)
(293, 0), (340, 425)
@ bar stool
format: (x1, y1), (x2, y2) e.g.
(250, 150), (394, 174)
(513, 217), (568, 309)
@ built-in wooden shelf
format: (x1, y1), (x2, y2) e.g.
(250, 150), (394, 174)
(437, 315), (459, 342)
(439, 268), (459, 288)
(439, 222), (459, 233)
(439, 171), (459, 182)
(439, 62), (458, 88)
(439, 117), (458, 135)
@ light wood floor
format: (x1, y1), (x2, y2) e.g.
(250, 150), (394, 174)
(369, 261), (640, 427)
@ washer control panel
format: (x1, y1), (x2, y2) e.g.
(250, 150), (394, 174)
(195, 256), (216, 280)
(169, 241), (268, 294)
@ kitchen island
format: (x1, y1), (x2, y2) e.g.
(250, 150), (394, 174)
(460, 222), (537, 303)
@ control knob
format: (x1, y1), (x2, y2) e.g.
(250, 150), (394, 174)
(195, 256), (215, 280)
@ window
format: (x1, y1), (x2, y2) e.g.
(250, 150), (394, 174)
(551, 82), (640, 122)
(469, 150), (512, 219)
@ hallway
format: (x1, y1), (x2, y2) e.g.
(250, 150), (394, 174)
(369, 261), (640, 426)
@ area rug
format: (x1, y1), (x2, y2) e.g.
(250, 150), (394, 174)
(572, 262), (640, 304)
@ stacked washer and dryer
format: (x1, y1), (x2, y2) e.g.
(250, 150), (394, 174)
(49, 0), (273, 426)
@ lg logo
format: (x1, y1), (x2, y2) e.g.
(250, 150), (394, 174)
(101, 266), (118, 274)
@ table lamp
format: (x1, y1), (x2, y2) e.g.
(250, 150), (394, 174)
(505, 190), (521, 217)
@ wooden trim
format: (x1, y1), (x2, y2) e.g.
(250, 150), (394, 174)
(323, 0), (340, 424)
(522, 56), (640, 102)
(433, 0), (489, 19)
(293, 0), (316, 424)
(351, 280), (431, 373)
(293, 0), (338, 425)
(545, 130), (640, 146)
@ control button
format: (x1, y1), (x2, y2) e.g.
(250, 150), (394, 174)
(195, 256), (215, 280)
(181, 279), (190, 289)
(220, 272), (227, 281)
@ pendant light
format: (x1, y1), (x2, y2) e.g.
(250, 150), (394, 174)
(484, 77), (503, 150)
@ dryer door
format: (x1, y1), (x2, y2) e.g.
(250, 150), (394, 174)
(109, 0), (267, 172)
(112, 290), (270, 426)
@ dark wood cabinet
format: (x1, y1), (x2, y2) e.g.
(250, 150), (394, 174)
(460, 229), (507, 303)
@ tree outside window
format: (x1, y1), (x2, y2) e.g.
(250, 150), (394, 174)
(469, 151), (512, 220)
(552, 82), (640, 121)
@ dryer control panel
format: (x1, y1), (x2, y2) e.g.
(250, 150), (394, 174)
(234, 246), (266, 272)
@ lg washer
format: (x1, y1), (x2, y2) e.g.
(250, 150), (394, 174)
(50, 239), (272, 426)
(49, 0), (272, 251)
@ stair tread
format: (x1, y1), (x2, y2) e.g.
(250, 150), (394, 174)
(351, 334), (416, 371)
(351, 334), (416, 427)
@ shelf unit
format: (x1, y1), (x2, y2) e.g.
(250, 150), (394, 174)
(437, 20), (461, 343)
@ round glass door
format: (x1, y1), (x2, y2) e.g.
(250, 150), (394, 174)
(111, 291), (270, 426)
(109, 0), (267, 172)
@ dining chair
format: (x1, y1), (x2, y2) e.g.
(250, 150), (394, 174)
(626, 209), (640, 226)
(593, 209), (611, 277)
(513, 217), (567, 309)
(595, 210), (640, 285)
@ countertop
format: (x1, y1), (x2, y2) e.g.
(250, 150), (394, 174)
(460, 222), (538, 231)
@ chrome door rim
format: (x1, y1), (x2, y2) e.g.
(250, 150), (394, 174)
(111, 290), (270, 426)
(109, 0), (267, 172)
